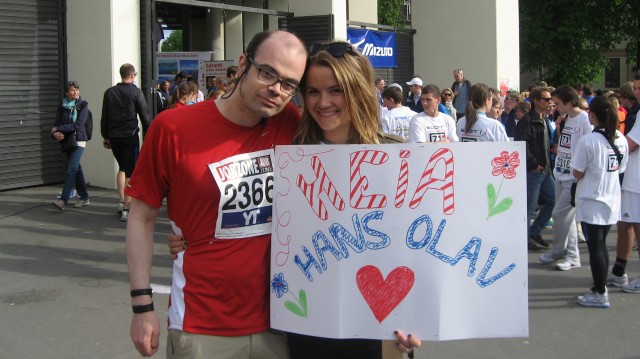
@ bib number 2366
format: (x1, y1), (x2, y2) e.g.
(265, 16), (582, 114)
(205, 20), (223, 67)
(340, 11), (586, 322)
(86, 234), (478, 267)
(209, 149), (275, 239)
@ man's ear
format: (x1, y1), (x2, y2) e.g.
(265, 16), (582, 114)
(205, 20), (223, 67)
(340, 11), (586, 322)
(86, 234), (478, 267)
(236, 55), (248, 78)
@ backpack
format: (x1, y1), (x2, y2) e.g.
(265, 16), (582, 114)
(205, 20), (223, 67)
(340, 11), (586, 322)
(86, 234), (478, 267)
(75, 99), (93, 140)
(85, 109), (93, 140)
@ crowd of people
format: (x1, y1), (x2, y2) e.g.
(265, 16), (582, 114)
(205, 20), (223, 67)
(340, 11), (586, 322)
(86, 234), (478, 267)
(49, 29), (640, 358)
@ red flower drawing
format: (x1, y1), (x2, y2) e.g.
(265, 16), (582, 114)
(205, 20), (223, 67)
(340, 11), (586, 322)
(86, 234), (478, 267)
(491, 151), (520, 179)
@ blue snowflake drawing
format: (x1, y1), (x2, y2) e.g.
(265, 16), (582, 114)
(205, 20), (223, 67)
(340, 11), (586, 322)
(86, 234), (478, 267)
(271, 273), (289, 298)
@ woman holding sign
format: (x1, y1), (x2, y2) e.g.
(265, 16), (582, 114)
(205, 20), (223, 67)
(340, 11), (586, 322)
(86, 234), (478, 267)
(571, 96), (628, 308)
(286, 41), (420, 359)
(168, 41), (420, 358)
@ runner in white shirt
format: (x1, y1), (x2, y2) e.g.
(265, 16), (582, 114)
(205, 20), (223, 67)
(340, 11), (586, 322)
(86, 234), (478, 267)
(539, 86), (592, 270)
(614, 73), (640, 293)
(409, 84), (459, 143)
(456, 83), (509, 142)
(571, 96), (629, 308)
(380, 86), (417, 141)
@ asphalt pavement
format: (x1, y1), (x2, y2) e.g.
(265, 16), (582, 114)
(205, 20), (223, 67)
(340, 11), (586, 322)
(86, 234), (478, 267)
(1, 185), (638, 359)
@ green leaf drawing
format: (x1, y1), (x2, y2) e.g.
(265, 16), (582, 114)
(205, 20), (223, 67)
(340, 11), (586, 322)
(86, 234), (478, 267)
(298, 289), (307, 314)
(284, 300), (305, 317)
(487, 183), (497, 210)
(284, 289), (308, 318)
(488, 197), (513, 218)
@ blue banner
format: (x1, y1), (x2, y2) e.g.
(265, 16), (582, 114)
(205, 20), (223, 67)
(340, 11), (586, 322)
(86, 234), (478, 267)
(347, 28), (396, 68)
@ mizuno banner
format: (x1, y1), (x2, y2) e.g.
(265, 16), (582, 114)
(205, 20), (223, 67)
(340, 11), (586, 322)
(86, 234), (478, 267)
(347, 28), (396, 68)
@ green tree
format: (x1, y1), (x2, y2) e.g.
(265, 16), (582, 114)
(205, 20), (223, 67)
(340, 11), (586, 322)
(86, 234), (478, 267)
(520, 0), (632, 86)
(378, 0), (407, 28)
(618, 0), (640, 71)
(161, 30), (183, 52)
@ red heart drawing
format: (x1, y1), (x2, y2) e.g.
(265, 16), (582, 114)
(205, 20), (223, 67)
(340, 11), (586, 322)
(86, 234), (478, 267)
(356, 265), (415, 323)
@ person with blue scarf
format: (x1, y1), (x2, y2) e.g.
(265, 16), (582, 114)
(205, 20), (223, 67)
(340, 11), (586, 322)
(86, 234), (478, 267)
(51, 81), (90, 210)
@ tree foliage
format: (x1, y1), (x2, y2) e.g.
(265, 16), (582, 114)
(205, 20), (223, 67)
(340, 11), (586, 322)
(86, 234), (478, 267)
(161, 30), (183, 52)
(378, 0), (407, 28)
(520, 0), (639, 86)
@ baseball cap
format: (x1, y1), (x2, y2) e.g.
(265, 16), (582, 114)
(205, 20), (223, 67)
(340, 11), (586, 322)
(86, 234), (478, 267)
(406, 77), (423, 86)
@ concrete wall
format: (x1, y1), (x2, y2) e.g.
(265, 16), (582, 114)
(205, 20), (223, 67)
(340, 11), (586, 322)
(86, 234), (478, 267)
(348, 0), (377, 24)
(67, 0), (141, 189)
(288, 0), (348, 40)
(411, 0), (520, 92)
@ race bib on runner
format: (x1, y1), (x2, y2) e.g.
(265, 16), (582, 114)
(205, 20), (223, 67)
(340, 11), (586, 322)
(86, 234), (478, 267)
(554, 152), (571, 175)
(209, 149), (275, 239)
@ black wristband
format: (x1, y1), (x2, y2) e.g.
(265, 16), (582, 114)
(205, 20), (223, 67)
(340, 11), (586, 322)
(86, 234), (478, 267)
(132, 302), (154, 314)
(130, 288), (153, 298)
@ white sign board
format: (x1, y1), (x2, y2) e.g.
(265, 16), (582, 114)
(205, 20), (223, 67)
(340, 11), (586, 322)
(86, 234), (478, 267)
(270, 142), (529, 341)
(156, 51), (213, 89)
(201, 60), (234, 90)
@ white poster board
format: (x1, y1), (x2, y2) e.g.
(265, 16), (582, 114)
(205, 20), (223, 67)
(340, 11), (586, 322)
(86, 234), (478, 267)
(201, 60), (234, 91)
(156, 52), (213, 89)
(270, 142), (529, 341)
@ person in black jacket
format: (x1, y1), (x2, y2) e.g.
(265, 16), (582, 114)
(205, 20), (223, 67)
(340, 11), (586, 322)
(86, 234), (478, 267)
(515, 86), (556, 250)
(51, 81), (91, 210)
(101, 63), (150, 221)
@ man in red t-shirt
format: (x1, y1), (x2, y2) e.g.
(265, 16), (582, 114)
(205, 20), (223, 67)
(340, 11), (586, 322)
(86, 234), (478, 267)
(126, 30), (307, 358)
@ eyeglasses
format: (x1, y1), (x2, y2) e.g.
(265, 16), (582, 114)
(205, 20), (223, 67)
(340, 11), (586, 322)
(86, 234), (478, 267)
(308, 42), (357, 57)
(540, 98), (553, 102)
(442, 93), (452, 97)
(247, 57), (300, 97)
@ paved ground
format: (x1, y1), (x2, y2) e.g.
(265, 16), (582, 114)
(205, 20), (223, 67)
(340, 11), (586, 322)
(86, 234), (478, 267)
(1, 185), (639, 359)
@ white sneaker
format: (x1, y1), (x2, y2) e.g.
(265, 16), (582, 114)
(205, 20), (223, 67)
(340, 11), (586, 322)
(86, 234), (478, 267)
(73, 199), (90, 208)
(539, 252), (562, 264)
(118, 202), (125, 214)
(557, 258), (581, 271)
(622, 276), (640, 293)
(120, 209), (129, 222)
(606, 273), (628, 287)
(577, 290), (610, 308)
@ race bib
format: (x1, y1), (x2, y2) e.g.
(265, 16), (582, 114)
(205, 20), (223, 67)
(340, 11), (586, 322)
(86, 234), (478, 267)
(209, 149), (275, 239)
(554, 152), (571, 175)
(429, 131), (446, 142)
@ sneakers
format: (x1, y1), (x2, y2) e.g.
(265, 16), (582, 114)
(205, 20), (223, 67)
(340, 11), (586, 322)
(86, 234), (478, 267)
(118, 201), (125, 214)
(120, 209), (129, 222)
(539, 252), (562, 264)
(52, 199), (65, 211)
(73, 199), (90, 208)
(606, 273), (628, 287)
(577, 290), (610, 308)
(622, 276), (640, 293)
(557, 258), (581, 271)
(530, 234), (549, 248)
(528, 242), (544, 251)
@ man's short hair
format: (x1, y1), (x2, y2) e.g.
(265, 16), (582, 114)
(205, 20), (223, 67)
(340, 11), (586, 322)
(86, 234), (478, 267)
(422, 84), (441, 98)
(552, 85), (581, 107)
(582, 84), (593, 96)
(515, 101), (531, 113)
(453, 68), (463, 75)
(119, 63), (136, 79)
(175, 71), (187, 81)
(620, 81), (637, 101)
(381, 87), (403, 103)
(530, 86), (550, 102)
(375, 78), (385, 86)
(505, 90), (520, 101)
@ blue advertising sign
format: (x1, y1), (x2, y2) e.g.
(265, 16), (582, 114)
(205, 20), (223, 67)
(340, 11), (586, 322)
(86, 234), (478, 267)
(347, 28), (396, 68)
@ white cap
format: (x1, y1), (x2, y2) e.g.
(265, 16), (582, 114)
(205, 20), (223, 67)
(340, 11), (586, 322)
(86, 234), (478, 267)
(406, 77), (423, 86)
(389, 83), (403, 90)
